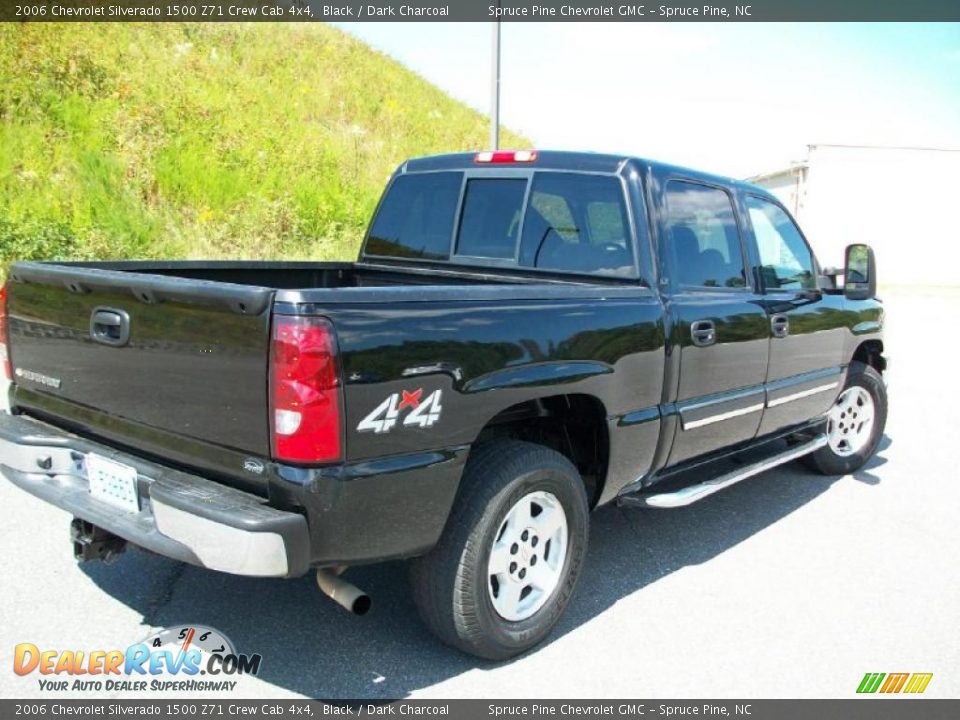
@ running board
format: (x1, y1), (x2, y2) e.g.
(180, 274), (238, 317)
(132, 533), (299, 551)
(618, 435), (828, 509)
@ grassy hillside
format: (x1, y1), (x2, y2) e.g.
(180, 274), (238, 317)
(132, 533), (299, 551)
(0, 23), (527, 273)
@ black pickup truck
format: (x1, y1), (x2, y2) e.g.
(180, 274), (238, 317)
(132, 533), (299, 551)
(0, 151), (887, 659)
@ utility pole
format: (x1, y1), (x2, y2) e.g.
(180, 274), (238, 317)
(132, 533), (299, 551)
(490, 13), (501, 150)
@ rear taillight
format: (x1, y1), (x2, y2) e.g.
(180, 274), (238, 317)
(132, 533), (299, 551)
(270, 315), (342, 464)
(0, 283), (10, 381)
(475, 150), (538, 164)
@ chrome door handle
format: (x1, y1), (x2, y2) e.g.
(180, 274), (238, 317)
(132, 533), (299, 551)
(771, 313), (789, 338)
(690, 320), (716, 347)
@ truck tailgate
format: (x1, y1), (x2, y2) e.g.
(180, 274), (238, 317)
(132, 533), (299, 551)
(5, 262), (274, 457)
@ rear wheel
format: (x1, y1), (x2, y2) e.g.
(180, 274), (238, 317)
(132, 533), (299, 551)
(807, 361), (887, 475)
(410, 440), (589, 660)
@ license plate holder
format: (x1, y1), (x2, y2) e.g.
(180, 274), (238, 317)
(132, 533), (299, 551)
(86, 454), (140, 513)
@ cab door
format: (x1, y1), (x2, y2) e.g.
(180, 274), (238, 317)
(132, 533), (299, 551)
(659, 179), (770, 466)
(741, 194), (847, 435)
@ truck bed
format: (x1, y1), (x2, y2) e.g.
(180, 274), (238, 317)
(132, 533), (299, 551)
(4, 259), (656, 501)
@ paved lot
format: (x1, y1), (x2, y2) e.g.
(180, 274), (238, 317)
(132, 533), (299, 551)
(1, 288), (958, 699)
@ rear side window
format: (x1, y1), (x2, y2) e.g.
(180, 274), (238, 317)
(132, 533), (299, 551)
(663, 181), (747, 288)
(519, 173), (634, 277)
(456, 178), (527, 259)
(365, 172), (462, 260)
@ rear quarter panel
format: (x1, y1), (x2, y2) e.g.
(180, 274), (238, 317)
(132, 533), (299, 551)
(293, 285), (667, 495)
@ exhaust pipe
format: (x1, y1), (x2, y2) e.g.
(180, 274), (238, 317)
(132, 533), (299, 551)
(316, 567), (371, 616)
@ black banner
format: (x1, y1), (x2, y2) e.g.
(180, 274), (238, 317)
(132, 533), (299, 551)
(2, 0), (960, 22)
(0, 698), (960, 720)
(2, 700), (960, 719)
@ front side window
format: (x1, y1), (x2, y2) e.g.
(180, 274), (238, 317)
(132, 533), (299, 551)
(365, 172), (462, 260)
(519, 173), (634, 277)
(746, 196), (816, 290)
(455, 178), (527, 259)
(663, 181), (746, 288)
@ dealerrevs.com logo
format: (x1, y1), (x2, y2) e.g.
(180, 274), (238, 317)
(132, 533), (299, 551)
(14, 625), (262, 693)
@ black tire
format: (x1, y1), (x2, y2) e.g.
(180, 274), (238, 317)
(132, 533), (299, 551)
(806, 361), (887, 475)
(410, 440), (589, 660)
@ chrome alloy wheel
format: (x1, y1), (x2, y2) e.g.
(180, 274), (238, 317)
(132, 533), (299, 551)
(826, 386), (876, 457)
(487, 490), (568, 622)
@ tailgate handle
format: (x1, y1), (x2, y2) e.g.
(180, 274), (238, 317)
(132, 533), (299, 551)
(90, 308), (130, 347)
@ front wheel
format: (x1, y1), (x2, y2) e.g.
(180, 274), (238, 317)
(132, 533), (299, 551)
(410, 440), (589, 660)
(807, 361), (887, 475)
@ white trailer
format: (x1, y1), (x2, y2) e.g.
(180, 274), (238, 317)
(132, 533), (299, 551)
(748, 144), (960, 287)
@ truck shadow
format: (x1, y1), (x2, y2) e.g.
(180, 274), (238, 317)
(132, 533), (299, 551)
(82, 438), (890, 700)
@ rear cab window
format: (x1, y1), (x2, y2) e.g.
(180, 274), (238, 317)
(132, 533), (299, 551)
(519, 173), (634, 277)
(365, 172), (462, 260)
(456, 179), (527, 259)
(363, 169), (638, 280)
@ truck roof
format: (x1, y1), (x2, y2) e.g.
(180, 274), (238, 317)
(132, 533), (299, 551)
(401, 150), (764, 196)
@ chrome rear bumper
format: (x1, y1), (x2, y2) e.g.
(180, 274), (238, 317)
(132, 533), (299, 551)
(0, 412), (309, 577)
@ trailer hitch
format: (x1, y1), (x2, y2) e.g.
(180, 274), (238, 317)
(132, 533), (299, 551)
(71, 518), (127, 563)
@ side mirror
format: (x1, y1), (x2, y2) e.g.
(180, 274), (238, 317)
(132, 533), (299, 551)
(844, 244), (876, 301)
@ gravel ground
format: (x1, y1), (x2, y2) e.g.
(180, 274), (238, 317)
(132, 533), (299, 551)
(1, 287), (957, 699)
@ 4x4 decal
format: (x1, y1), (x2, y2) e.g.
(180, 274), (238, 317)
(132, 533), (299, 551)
(357, 389), (443, 434)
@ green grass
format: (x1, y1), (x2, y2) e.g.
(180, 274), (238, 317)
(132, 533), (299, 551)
(0, 23), (528, 277)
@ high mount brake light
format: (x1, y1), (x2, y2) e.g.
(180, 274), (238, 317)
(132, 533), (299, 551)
(270, 315), (343, 464)
(0, 283), (10, 381)
(474, 150), (538, 164)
